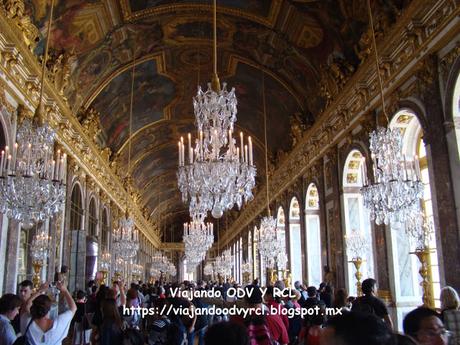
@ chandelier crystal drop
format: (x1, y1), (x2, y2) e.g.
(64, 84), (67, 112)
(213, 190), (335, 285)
(361, 127), (423, 225)
(0, 114), (66, 227)
(112, 213), (139, 259)
(99, 252), (111, 272)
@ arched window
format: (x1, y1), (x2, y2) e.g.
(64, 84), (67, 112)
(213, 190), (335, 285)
(88, 198), (97, 238)
(342, 150), (375, 297)
(248, 231), (253, 276)
(289, 197), (303, 285)
(389, 110), (441, 309)
(70, 184), (83, 231)
(101, 208), (109, 251)
(305, 183), (322, 287)
(276, 207), (287, 276)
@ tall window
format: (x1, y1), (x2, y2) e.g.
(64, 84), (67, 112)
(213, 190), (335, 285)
(17, 229), (28, 283)
(305, 183), (322, 287)
(289, 197), (303, 285)
(239, 237), (243, 283)
(389, 110), (441, 307)
(253, 226), (261, 284)
(343, 150), (374, 296)
(88, 198), (97, 238)
(248, 231), (253, 277)
(276, 207), (286, 276)
(453, 72), (460, 159)
(70, 184), (83, 231)
(101, 209), (109, 251)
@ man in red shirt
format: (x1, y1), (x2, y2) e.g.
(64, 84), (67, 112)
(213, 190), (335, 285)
(265, 286), (289, 331)
(230, 285), (289, 345)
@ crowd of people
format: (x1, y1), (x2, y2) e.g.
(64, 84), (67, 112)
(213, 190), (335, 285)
(0, 276), (459, 345)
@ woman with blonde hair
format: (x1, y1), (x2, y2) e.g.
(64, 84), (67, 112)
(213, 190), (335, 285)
(440, 286), (460, 345)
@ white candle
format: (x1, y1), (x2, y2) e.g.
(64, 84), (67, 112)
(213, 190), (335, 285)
(244, 144), (248, 164)
(178, 142), (181, 166)
(403, 154), (408, 180)
(414, 155), (421, 181)
(188, 133), (191, 164)
(236, 147), (240, 163)
(4, 146), (8, 174)
(51, 160), (55, 180)
(7, 155), (11, 174)
(12, 143), (17, 172)
(362, 157), (367, 185)
(0, 150), (4, 176)
(56, 150), (61, 180)
(26, 143), (31, 174)
(190, 147), (194, 163)
(248, 136), (253, 165)
(240, 132), (244, 158)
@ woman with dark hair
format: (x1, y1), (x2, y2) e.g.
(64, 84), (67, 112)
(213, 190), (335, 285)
(333, 288), (351, 312)
(99, 298), (123, 345)
(122, 288), (141, 330)
(0, 293), (22, 345)
(21, 281), (77, 345)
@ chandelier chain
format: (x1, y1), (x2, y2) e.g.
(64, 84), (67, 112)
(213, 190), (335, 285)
(367, 0), (389, 123)
(38, 0), (55, 110)
(262, 72), (270, 216)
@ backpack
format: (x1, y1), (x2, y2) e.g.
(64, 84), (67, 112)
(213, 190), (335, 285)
(12, 319), (33, 345)
(247, 321), (279, 345)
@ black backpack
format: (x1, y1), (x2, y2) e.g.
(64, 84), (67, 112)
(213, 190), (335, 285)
(12, 319), (33, 345)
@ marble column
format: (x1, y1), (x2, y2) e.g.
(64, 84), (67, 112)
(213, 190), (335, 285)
(4, 219), (20, 293)
(418, 56), (460, 290)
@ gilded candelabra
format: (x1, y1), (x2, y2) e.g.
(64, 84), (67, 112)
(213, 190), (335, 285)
(350, 257), (363, 296)
(411, 247), (435, 308)
(32, 260), (43, 289)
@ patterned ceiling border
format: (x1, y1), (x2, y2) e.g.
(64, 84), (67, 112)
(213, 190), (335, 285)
(120, 1), (282, 28)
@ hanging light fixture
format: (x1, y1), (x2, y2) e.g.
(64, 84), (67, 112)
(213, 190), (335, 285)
(257, 72), (284, 270)
(177, 0), (256, 219)
(30, 228), (51, 288)
(183, 213), (214, 266)
(0, 0), (65, 228)
(112, 55), (139, 261)
(360, 0), (423, 225)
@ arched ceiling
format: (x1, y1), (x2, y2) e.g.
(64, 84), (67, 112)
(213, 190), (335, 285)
(25, 0), (409, 241)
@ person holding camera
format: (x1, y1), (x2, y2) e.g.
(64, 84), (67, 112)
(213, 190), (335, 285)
(20, 280), (76, 345)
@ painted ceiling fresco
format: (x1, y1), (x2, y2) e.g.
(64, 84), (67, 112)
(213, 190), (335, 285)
(24, 0), (411, 239)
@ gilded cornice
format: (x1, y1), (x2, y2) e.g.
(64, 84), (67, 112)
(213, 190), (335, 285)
(219, 0), (460, 247)
(0, 13), (161, 248)
(160, 242), (185, 252)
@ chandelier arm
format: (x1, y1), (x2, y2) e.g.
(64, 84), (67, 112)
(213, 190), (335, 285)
(262, 72), (270, 217)
(367, 0), (389, 124)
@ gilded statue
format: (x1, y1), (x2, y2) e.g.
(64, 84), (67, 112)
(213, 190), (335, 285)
(47, 49), (76, 98)
(101, 147), (112, 162)
(78, 107), (102, 144)
(290, 112), (307, 148)
(3, 0), (39, 51)
(355, 29), (372, 64)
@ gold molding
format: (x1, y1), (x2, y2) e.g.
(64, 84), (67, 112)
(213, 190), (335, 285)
(0, 13), (161, 248)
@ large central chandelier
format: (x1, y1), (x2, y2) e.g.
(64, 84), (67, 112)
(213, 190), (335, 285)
(177, 0), (256, 219)
(0, 1), (65, 227)
(360, 0), (423, 225)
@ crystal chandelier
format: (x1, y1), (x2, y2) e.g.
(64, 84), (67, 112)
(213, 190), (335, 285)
(277, 252), (288, 271)
(360, 0), (423, 225)
(204, 262), (214, 276)
(0, 1), (65, 227)
(183, 213), (214, 266)
(112, 213), (139, 259)
(344, 229), (370, 260)
(31, 230), (51, 265)
(257, 72), (283, 270)
(177, 0), (256, 219)
(214, 248), (233, 276)
(361, 128), (423, 225)
(242, 260), (252, 274)
(405, 212), (434, 251)
(99, 252), (111, 272)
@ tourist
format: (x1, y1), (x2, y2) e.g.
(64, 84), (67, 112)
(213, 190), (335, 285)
(72, 290), (91, 345)
(21, 281), (77, 345)
(333, 288), (351, 312)
(352, 278), (393, 329)
(265, 286), (289, 331)
(403, 307), (450, 345)
(0, 293), (22, 345)
(96, 298), (123, 345)
(12, 280), (34, 333)
(440, 286), (460, 345)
